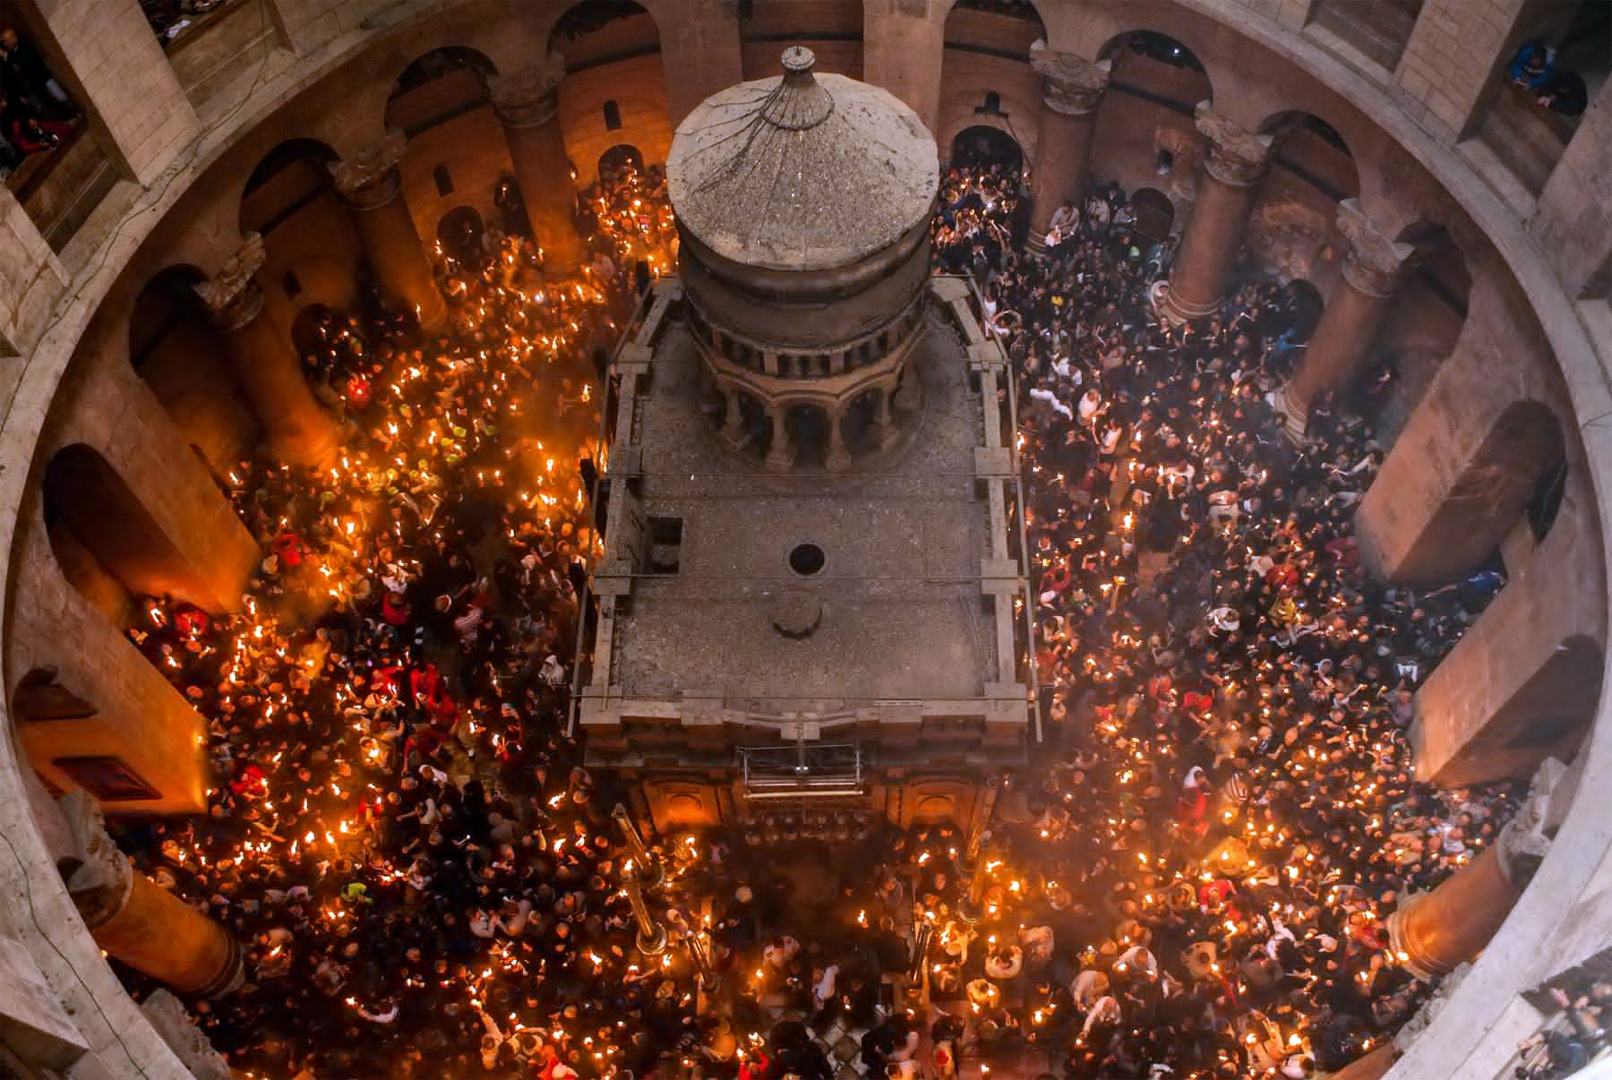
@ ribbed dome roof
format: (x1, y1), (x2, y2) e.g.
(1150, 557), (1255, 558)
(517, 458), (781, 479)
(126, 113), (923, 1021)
(666, 48), (939, 273)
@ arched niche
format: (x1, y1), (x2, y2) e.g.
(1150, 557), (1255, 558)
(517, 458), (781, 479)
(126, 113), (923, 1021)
(1129, 187), (1176, 243)
(1089, 31), (1212, 199)
(128, 266), (258, 482)
(435, 205), (487, 268)
(1374, 222), (1472, 441)
(938, 0), (1046, 176)
(950, 123), (1024, 172)
(44, 444), (223, 615)
(548, 1), (672, 188)
(384, 46), (497, 137)
(1247, 111), (1359, 286)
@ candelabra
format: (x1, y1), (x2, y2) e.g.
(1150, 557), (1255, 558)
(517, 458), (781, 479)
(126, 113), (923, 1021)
(684, 927), (720, 992)
(621, 864), (668, 956)
(612, 803), (665, 887)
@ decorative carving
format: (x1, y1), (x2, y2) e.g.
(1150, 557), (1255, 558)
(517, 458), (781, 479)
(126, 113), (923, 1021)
(1336, 199), (1414, 297)
(194, 233), (266, 332)
(1194, 102), (1274, 187)
(329, 133), (406, 209)
(1496, 756), (1567, 884)
(1030, 42), (1110, 116)
(1393, 961), (1472, 1050)
(140, 990), (232, 1080)
(489, 53), (567, 128)
(58, 789), (134, 929)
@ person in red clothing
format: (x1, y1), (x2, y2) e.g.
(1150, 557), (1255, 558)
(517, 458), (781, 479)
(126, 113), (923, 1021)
(381, 591), (411, 626)
(274, 531), (307, 569)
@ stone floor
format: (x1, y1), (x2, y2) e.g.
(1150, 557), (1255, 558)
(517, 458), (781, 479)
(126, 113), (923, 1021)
(612, 315), (998, 714)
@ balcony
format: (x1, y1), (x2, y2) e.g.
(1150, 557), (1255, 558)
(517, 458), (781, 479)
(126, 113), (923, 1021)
(5, 126), (120, 254)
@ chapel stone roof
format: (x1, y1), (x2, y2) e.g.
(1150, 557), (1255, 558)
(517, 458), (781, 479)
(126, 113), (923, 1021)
(665, 47), (939, 274)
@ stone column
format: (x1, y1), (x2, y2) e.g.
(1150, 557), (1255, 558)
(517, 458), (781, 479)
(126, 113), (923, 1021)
(877, 387), (899, 450)
(491, 56), (587, 276)
(722, 388), (746, 447)
(1156, 104), (1273, 324)
(59, 792), (244, 998)
(765, 405), (794, 472)
(826, 406), (853, 473)
(1276, 200), (1413, 433)
(1027, 45), (1110, 241)
(197, 236), (341, 470)
(330, 134), (445, 330)
(1387, 759), (1563, 980)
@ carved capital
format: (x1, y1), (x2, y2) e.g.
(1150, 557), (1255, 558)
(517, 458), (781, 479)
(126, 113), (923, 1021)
(1496, 756), (1567, 884)
(329, 133), (406, 210)
(1194, 102), (1273, 187)
(1337, 199), (1414, 297)
(195, 234), (266, 332)
(1030, 42), (1110, 116)
(59, 789), (134, 929)
(490, 53), (566, 128)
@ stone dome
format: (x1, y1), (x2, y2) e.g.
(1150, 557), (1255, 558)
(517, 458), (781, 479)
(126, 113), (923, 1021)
(666, 47), (939, 273)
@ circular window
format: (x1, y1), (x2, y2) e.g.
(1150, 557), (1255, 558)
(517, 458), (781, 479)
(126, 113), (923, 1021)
(788, 542), (825, 576)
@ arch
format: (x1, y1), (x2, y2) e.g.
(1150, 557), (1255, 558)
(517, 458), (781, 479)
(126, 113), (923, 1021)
(1129, 187), (1175, 243)
(127, 267), (258, 481)
(548, 1), (671, 187)
(548, 1), (654, 57)
(44, 445), (221, 613)
(384, 46), (498, 136)
(1258, 110), (1360, 202)
(951, 124), (1023, 172)
(783, 403), (832, 469)
(1097, 30), (1212, 111)
(239, 138), (340, 239)
(1375, 222), (1473, 434)
(598, 143), (645, 180)
(939, 0), (1045, 176)
(435, 206), (487, 267)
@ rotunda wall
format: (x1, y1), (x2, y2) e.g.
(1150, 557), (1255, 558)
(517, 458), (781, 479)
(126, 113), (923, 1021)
(0, 2), (1606, 1075)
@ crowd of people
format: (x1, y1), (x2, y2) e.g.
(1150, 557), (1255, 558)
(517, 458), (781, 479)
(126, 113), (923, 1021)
(98, 145), (1535, 1079)
(115, 164), (699, 1079)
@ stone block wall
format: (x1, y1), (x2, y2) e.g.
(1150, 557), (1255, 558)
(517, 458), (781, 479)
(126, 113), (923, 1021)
(1531, 77), (1612, 299)
(0, 191), (69, 359)
(26, 0), (199, 185)
(934, 47), (1041, 166)
(557, 54), (675, 187)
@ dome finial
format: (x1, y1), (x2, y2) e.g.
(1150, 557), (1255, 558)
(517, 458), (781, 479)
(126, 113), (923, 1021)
(761, 47), (832, 130)
(781, 46), (815, 75)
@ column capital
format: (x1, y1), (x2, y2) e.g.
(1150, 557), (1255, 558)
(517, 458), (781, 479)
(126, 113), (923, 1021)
(329, 133), (406, 210)
(195, 234), (266, 332)
(1496, 755), (1569, 883)
(1030, 42), (1110, 116)
(1337, 199), (1415, 297)
(490, 53), (567, 128)
(59, 789), (134, 929)
(1194, 102), (1274, 187)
